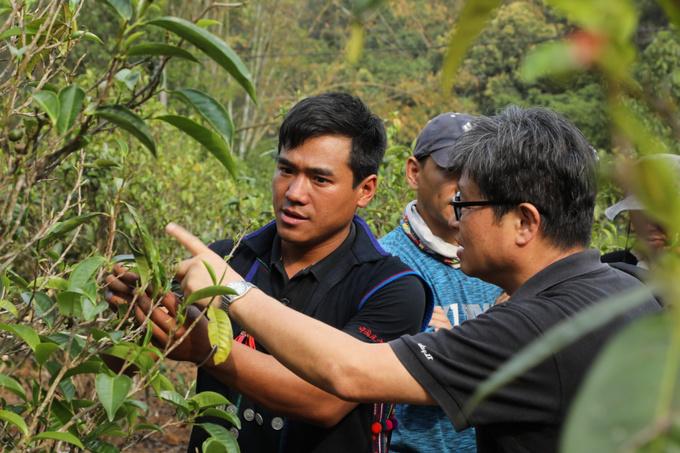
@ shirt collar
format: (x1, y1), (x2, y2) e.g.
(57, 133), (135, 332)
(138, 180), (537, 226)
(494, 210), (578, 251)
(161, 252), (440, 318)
(510, 249), (606, 300)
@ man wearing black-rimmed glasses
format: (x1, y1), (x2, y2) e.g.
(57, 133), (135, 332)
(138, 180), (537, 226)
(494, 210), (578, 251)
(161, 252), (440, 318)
(160, 106), (662, 453)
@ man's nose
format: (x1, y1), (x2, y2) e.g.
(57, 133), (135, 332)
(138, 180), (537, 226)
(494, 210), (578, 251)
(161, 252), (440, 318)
(285, 175), (310, 204)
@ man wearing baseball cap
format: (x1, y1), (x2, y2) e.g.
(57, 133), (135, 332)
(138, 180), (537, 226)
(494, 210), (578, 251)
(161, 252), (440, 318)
(380, 113), (502, 453)
(602, 153), (680, 268)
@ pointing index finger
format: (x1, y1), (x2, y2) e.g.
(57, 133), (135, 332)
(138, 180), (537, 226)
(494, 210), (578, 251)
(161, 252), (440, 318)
(166, 223), (212, 256)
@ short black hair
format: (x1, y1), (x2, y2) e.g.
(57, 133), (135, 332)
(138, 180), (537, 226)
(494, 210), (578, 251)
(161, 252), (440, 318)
(452, 106), (597, 248)
(277, 92), (387, 186)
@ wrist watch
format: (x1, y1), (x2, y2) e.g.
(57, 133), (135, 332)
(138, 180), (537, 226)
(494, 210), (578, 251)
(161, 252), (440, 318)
(219, 281), (256, 311)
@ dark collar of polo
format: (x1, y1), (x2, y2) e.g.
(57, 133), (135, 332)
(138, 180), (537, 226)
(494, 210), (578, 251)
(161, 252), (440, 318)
(510, 249), (606, 301)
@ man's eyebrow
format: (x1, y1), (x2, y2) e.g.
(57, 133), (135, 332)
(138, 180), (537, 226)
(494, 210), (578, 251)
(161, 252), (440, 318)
(276, 156), (334, 177)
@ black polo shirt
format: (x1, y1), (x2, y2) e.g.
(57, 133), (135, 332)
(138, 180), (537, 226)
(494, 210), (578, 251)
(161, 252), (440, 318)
(188, 216), (431, 453)
(390, 250), (661, 453)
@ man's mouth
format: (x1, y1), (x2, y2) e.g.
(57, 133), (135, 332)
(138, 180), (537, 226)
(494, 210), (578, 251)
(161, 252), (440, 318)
(280, 208), (309, 225)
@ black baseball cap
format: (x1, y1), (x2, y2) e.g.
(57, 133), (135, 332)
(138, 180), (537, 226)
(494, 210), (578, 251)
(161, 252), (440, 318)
(413, 112), (476, 168)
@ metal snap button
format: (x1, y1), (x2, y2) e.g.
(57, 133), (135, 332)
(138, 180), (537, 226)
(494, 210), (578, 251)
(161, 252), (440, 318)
(243, 408), (255, 422)
(255, 412), (264, 426)
(271, 417), (284, 431)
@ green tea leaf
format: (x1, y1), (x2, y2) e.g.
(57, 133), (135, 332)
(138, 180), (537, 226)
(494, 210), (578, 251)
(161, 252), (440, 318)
(114, 68), (140, 91)
(127, 43), (200, 62)
(196, 19), (221, 28)
(32, 90), (60, 126)
(104, 0), (132, 21)
(0, 373), (26, 400)
(157, 115), (236, 176)
(184, 285), (236, 308)
(191, 391), (231, 409)
(32, 431), (85, 449)
(207, 306), (233, 365)
(71, 30), (104, 45)
(172, 88), (234, 144)
(68, 255), (106, 292)
(39, 213), (101, 248)
(159, 390), (191, 412)
(95, 105), (156, 156)
(57, 84), (85, 134)
(35, 342), (60, 366)
(199, 423), (240, 452)
(203, 438), (229, 453)
(201, 408), (241, 430)
(148, 17), (256, 102)
(0, 409), (28, 435)
(0, 323), (40, 350)
(95, 373), (133, 421)
(441, 0), (502, 94)
(0, 299), (17, 317)
(64, 359), (104, 379)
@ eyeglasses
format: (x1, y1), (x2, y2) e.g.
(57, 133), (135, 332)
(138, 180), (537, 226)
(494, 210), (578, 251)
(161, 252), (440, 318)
(450, 191), (513, 221)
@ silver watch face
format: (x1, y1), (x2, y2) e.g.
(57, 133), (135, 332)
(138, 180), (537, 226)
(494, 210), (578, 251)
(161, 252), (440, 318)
(228, 281), (252, 296)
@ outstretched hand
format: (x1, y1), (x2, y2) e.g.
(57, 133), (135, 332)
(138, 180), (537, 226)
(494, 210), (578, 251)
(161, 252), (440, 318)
(105, 264), (212, 364)
(166, 222), (243, 307)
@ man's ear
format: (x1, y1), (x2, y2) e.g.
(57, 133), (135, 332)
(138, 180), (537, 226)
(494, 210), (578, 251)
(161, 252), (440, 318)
(515, 203), (542, 246)
(356, 174), (378, 208)
(405, 156), (420, 190)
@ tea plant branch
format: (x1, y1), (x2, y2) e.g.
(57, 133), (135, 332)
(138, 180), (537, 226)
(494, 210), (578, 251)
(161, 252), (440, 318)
(20, 333), (76, 447)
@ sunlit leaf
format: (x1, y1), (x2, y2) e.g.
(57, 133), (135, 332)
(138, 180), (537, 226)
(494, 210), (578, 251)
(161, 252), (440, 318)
(172, 88), (234, 144)
(207, 306), (233, 365)
(0, 409), (28, 435)
(127, 43), (200, 62)
(104, 0), (132, 21)
(196, 19), (222, 28)
(346, 22), (365, 64)
(0, 299), (17, 317)
(32, 90), (60, 126)
(441, 0), (502, 94)
(157, 115), (236, 176)
(95, 105), (156, 156)
(95, 373), (133, 421)
(465, 285), (654, 415)
(32, 431), (85, 449)
(0, 323), (40, 350)
(148, 17), (256, 102)
(0, 373), (26, 400)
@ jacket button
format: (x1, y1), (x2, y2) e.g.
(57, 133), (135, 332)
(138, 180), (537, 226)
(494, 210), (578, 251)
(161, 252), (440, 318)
(271, 417), (284, 431)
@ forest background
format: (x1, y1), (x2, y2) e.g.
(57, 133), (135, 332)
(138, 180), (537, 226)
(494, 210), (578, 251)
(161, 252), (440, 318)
(30, 0), (680, 261)
(0, 0), (679, 451)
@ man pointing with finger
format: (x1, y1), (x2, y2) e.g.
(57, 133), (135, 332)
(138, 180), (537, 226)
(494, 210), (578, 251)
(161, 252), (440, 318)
(165, 106), (661, 453)
(110, 93), (431, 453)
